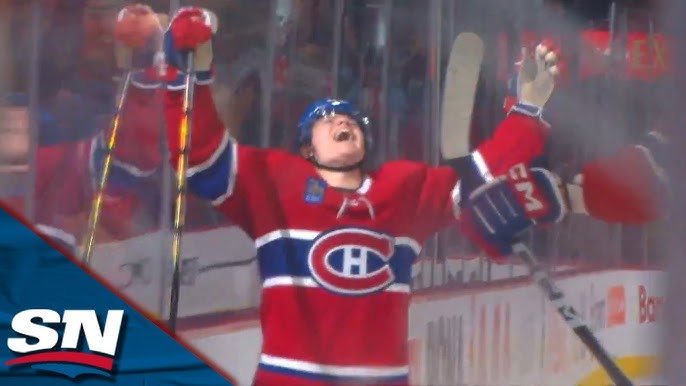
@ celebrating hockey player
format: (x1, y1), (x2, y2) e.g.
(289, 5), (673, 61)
(152, 6), (567, 386)
(0, 4), (168, 245)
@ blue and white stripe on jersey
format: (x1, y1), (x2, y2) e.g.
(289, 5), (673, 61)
(89, 134), (157, 190)
(254, 229), (421, 293)
(185, 131), (237, 206)
(258, 354), (409, 384)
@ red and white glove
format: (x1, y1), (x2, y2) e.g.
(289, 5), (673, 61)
(114, 4), (167, 87)
(163, 7), (218, 89)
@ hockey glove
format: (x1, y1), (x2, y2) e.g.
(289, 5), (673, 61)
(164, 6), (218, 89)
(459, 163), (567, 260)
(114, 4), (167, 88)
(504, 40), (561, 120)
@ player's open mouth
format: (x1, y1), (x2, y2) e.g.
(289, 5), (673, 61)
(334, 130), (353, 142)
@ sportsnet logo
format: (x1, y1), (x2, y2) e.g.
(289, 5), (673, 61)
(5, 309), (125, 378)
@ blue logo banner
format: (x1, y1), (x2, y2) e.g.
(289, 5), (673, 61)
(0, 206), (236, 385)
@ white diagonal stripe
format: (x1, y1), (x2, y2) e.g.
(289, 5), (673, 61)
(394, 237), (422, 255)
(255, 229), (321, 249)
(262, 276), (410, 293)
(211, 139), (239, 206)
(260, 354), (409, 378)
(187, 131), (231, 177)
(471, 150), (495, 182)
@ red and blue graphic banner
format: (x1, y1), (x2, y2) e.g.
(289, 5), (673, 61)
(0, 206), (236, 385)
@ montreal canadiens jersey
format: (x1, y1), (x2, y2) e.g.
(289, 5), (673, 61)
(165, 85), (553, 386)
(2, 84), (164, 241)
(579, 144), (669, 224)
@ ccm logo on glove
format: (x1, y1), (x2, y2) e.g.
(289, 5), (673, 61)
(508, 163), (548, 217)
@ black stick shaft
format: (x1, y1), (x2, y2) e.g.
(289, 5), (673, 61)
(512, 243), (634, 386)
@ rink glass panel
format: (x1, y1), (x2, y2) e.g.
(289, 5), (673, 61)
(0, 0), (667, 325)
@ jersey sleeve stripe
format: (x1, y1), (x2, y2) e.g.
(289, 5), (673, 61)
(210, 138), (238, 206)
(89, 136), (156, 191)
(89, 136), (157, 180)
(450, 180), (462, 218)
(471, 149), (495, 182)
(185, 133), (237, 205)
(187, 130), (231, 177)
(394, 236), (422, 255)
(110, 158), (157, 177)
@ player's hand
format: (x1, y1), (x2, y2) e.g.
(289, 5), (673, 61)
(504, 40), (562, 115)
(114, 4), (166, 71)
(517, 40), (560, 108)
(164, 7), (217, 74)
(458, 163), (567, 260)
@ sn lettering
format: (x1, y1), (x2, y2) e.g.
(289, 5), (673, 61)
(638, 286), (664, 324)
(7, 309), (124, 356)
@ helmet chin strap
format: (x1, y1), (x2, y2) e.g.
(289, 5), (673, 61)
(307, 154), (365, 172)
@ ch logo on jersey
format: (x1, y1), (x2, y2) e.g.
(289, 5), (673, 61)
(308, 228), (396, 295)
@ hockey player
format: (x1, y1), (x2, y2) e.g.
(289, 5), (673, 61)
(160, 7), (566, 386)
(0, 4), (167, 243)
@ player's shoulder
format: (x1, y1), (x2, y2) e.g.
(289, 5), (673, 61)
(238, 145), (313, 175)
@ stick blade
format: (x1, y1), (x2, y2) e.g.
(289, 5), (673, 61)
(441, 32), (485, 160)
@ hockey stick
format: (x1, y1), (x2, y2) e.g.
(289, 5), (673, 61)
(168, 52), (195, 332)
(82, 71), (133, 265)
(512, 243), (633, 386)
(440, 33), (634, 386)
(440, 32), (484, 158)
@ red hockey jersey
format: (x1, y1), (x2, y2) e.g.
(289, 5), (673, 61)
(165, 85), (549, 385)
(2, 84), (164, 240)
(578, 144), (669, 224)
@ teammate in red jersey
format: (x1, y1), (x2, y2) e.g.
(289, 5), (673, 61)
(159, 6), (566, 386)
(0, 4), (166, 243)
(564, 129), (670, 224)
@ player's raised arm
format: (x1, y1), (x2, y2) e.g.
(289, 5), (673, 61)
(91, 5), (166, 184)
(161, 9), (245, 203)
(414, 41), (564, 258)
(161, 7), (285, 237)
(411, 156), (566, 262)
(407, 158), (566, 262)
(79, 5), (168, 239)
(476, 41), (561, 177)
(163, 7), (227, 198)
